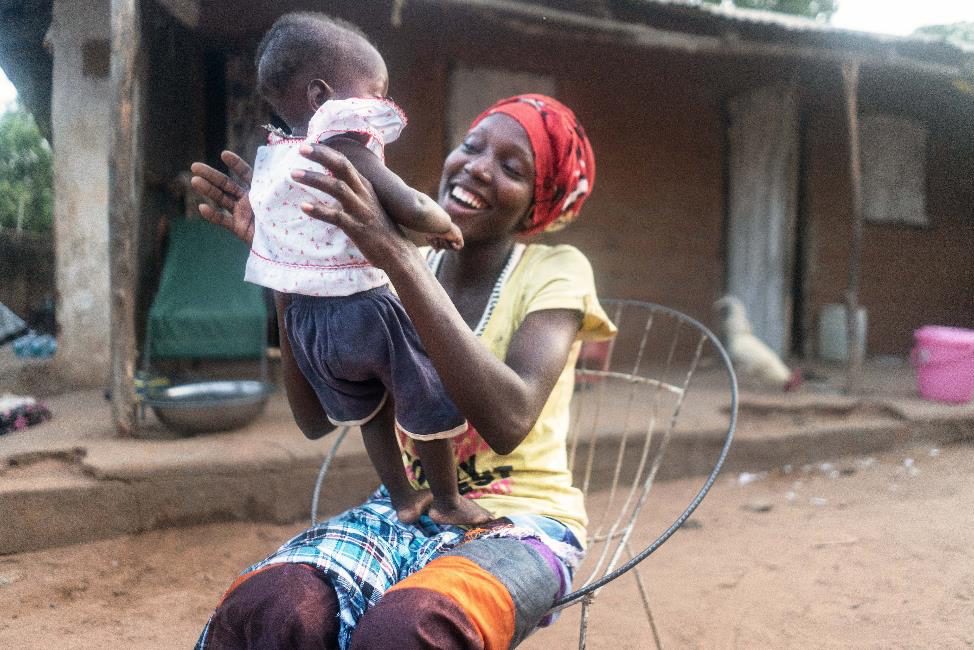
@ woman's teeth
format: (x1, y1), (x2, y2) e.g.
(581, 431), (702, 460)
(450, 185), (486, 209)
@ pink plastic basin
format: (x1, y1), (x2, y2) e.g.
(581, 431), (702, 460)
(912, 325), (974, 404)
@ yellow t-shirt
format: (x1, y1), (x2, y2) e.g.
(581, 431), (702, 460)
(399, 243), (617, 544)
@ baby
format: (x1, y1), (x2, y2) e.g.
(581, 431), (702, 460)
(245, 13), (489, 526)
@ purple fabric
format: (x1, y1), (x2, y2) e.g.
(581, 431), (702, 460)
(523, 537), (568, 597)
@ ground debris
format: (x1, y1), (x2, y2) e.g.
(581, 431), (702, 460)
(901, 458), (920, 477)
(736, 471), (766, 486)
(813, 537), (858, 548)
(5, 444), (972, 649)
(0, 572), (23, 586)
(742, 499), (773, 513)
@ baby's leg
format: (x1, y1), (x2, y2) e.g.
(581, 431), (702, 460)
(361, 399), (431, 523)
(414, 438), (492, 527)
(373, 288), (488, 525)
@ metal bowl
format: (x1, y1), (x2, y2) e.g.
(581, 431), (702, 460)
(144, 380), (273, 434)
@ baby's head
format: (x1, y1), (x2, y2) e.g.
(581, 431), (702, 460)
(255, 13), (388, 133)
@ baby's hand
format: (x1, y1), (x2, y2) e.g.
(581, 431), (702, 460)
(428, 223), (464, 251)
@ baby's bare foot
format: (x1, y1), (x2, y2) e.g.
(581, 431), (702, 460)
(393, 489), (433, 524)
(429, 497), (493, 527)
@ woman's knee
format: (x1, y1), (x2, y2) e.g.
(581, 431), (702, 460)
(351, 537), (563, 649)
(206, 563), (340, 650)
(349, 587), (484, 650)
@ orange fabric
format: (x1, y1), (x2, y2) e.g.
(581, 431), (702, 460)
(387, 556), (515, 650)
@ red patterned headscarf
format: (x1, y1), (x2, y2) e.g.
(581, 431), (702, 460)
(469, 94), (595, 234)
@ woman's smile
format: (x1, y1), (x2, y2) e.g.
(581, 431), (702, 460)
(448, 184), (489, 211)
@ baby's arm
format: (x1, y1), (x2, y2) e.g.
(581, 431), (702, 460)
(324, 137), (461, 249)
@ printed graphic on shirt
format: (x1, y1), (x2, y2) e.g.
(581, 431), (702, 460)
(399, 426), (515, 498)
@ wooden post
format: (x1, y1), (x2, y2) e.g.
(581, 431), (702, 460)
(841, 61), (864, 394)
(108, 0), (142, 435)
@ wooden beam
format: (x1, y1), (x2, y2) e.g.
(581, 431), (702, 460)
(795, 84), (817, 361)
(109, 0), (143, 436)
(841, 60), (864, 394)
(155, 0), (199, 30)
(423, 0), (721, 54)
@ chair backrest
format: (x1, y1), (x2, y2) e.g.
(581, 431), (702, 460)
(146, 217), (268, 361)
(553, 299), (738, 609)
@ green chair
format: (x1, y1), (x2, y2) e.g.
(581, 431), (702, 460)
(143, 217), (272, 433)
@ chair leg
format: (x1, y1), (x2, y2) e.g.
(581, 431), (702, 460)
(578, 594), (593, 650)
(311, 426), (351, 526)
(631, 565), (664, 650)
(627, 542), (664, 650)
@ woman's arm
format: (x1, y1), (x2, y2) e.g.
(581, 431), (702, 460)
(385, 250), (580, 454)
(324, 139), (463, 251)
(190, 151), (335, 440)
(292, 145), (580, 454)
(324, 137), (456, 237)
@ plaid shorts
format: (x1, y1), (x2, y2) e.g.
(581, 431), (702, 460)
(196, 488), (582, 649)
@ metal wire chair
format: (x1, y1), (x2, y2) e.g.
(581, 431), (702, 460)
(311, 300), (738, 649)
(549, 299), (737, 649)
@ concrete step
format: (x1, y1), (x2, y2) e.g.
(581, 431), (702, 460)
(3, 414), (971, 555)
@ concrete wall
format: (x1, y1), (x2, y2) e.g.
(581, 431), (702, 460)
(33, 2), (970, 395)
(378, 20), (973, 356)
(137, 2), (209, 353)
(372, 22), (728, 325)
(130, 4), (970, 370)
(49, 0), (112, 387)
(0, 229), (55, 322)
(802, 65), (974, 356)
(162, 12), (728, 367)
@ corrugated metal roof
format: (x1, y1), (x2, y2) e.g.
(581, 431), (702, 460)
(639, 0), (833, 30)
(627, 0), (974, 55)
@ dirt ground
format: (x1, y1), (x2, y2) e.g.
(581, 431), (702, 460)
(1, 441), (972, 649)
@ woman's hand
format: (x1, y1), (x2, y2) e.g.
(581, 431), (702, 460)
(190, 150), (256, 246)
(292, 143), (413, 269)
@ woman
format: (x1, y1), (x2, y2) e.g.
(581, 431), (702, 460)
(190, 94), (615, 649)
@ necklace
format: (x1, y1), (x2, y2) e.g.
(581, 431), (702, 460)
(428, 243), (525, 336)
